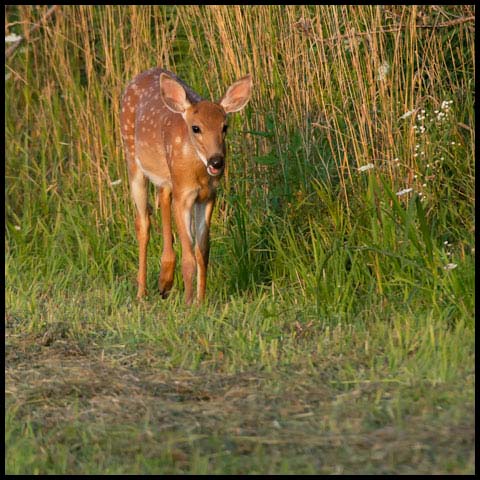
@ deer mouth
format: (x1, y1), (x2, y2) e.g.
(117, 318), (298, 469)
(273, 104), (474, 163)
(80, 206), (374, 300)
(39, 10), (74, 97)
(207, 165), (223, 177)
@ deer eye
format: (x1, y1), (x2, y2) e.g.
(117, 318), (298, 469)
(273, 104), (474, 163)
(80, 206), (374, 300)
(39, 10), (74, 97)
(222, 125), (228, 134)
(192, 125), (201, 134)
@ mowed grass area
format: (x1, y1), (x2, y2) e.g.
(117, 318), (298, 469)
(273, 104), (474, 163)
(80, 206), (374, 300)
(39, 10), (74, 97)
(5, 5), (475, 474)
(5, 278), (475, 474)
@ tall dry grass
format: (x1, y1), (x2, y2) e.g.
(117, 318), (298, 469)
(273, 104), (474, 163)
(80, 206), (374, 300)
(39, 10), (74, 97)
(6, 5), (475, 224)
(178, 5), (474, 205)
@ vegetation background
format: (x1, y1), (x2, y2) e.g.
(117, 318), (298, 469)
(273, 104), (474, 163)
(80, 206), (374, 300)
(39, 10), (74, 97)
(5, 5), (475, 474)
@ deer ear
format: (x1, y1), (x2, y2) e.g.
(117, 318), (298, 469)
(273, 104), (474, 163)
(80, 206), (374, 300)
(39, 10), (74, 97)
(160, 73), (192, 114)
(219, 74), (252, 113)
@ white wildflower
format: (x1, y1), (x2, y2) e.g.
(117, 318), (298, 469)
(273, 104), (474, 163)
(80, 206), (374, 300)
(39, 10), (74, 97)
(396, 188), (413, 196)
(443, 263), (457, 271)
(377, 61), (390, 81)
(358, 163), (375, 172)
(110, 179), (122, 186)
(5, 33), (22, 43)
(343, 38), (353, 51)
(400, 109), (416, 120)
(14, 225), (21, 231)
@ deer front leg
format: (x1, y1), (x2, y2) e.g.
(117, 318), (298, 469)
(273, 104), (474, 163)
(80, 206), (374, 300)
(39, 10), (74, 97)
(173, 192), (197, 305)
(194, 199), (215, 303)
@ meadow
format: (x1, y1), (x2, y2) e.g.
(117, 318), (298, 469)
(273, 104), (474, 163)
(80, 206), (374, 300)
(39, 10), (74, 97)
(5, 5), (475, 474)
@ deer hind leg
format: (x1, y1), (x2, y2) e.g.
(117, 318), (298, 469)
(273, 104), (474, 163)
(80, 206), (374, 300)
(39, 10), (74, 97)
(129, 164), (150, 299)
(157, 184), (176, 298)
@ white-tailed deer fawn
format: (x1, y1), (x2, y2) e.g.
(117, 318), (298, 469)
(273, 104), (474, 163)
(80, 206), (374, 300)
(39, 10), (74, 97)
(120, 68), (252, 304)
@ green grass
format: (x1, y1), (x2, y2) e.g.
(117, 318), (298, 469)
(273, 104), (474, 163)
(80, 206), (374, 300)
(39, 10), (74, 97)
(5, 5), (475, 475)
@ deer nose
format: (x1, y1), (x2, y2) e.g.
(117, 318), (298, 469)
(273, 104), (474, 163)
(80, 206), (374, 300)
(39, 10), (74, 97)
(208, 155), (224, 170)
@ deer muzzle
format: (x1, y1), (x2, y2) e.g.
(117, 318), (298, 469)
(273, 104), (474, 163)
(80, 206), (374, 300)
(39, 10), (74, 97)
(207, 155), (225, 177)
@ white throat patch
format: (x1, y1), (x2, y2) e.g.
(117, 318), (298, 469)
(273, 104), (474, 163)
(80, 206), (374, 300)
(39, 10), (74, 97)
(195, 149), (208, 168)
